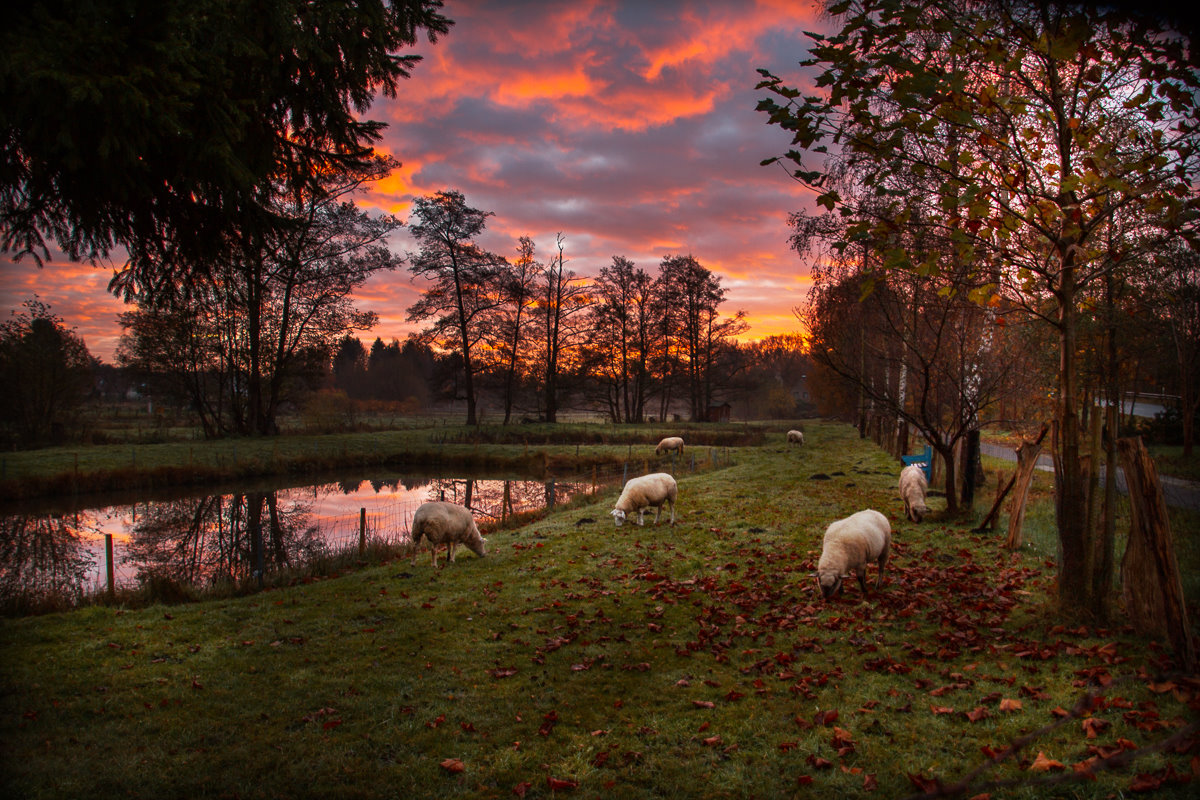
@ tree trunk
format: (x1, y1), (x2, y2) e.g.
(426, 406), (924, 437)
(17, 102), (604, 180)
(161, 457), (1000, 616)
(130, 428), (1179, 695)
(1118, 437), (1196, 671)
(1054, 262), (1093, 614)
(937, 442), (958, 513)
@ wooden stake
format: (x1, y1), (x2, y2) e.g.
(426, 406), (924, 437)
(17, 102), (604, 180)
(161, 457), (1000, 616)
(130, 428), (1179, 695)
(1118, 437), (1195, 671)
(1003, 423), (1049, 550)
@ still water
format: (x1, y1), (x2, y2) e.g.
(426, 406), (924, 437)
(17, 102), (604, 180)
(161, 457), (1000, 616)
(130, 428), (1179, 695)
(0, 472), (594, 611)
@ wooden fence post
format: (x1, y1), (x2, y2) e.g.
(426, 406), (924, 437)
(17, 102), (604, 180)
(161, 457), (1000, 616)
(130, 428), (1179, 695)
(1118, 437), (1195, 671)
(105, 534), (115, 601)
(359, 508), (367, 556)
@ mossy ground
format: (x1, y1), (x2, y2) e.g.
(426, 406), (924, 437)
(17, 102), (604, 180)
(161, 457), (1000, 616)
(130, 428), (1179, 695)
(1, 420), (1197, 799)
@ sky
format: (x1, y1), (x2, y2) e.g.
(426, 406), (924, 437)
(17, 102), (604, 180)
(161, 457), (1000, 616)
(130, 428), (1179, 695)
(1, 0), (828, 363)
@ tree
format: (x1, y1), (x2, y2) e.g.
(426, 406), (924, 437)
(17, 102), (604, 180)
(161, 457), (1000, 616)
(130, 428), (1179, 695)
(657, 255), (747, 421)
(485, 236), (540, 424)
(332, 336), (370, 400)
(405, 190), (505, 425)
(584, 256), (658, 422)
(1154, 243), (1200, 456)
(2, 0), (451, 276)
(532, 235), (591, 423)
(0, 299), (93, 446)
(757, 0), (1200, 617)
(117, 159), (401, 436)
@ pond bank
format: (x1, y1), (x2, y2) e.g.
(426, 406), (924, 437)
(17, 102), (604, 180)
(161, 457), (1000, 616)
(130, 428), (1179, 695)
(0, 423), (761, 503)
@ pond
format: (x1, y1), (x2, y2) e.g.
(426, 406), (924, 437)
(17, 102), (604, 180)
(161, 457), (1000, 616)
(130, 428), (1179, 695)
(0, 471), (599, 613)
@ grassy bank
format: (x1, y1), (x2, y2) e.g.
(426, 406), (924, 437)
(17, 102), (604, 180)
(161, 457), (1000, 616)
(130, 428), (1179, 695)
(1, 421), (1197, 799)
(0, 422), (762, 503)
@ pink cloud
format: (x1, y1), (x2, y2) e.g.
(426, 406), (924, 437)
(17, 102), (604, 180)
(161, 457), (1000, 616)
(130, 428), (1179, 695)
(3, 0), (832, 361)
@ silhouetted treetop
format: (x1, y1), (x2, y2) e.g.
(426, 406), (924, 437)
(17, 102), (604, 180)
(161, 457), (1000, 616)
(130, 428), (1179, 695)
(1, 0), (451, 270)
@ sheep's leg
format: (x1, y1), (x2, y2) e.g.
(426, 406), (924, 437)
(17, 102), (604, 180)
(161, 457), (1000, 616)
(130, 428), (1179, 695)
(637, 508), (645, 525)
(667, 498), (675, 525)
(856, 568), (868, 596)
(652, 505), (661, 525)
(875, 546), (890, 590)
(430, 545), (439, 568)
(447, 542), (456, 563)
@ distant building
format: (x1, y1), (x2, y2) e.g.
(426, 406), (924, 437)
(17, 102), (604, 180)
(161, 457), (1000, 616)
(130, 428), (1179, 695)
(705, 402), (732, 423)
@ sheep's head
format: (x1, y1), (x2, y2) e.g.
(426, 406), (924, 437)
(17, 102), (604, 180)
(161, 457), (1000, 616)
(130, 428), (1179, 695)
(817, 570), (844, 600)
(610, 508), (627, 527)
(910, 502), (929, 523)
(465, 520), (489, 556)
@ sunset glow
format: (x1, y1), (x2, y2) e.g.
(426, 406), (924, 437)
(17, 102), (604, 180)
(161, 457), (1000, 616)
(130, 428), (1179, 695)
(2, 0), (828, 361)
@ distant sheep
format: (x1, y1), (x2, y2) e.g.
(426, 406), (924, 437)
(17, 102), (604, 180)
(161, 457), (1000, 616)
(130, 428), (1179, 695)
(410, 501), (487, 567)
(787, 430), (805, 445)
(655, 436), (684, 456)
(611, 472), (677, 527)
(816, 509), (891, 600)
(899, 463), (930, 523)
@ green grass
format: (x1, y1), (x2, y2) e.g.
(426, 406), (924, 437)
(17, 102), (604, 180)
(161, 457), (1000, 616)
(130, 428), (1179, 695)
(2, 421), (1197, 799)
(0, 421), (759, 502)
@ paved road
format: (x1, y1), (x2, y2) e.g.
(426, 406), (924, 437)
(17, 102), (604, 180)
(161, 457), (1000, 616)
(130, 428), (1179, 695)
(980, 443), (1200, 511)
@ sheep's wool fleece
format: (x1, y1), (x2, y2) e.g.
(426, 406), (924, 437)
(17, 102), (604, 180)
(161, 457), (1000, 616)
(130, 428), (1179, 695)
(413, 502), (483, 546)
(818, 509), (890, 571)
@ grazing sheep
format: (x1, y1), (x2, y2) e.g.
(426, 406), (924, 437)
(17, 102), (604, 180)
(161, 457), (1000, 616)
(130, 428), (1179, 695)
(816, 509), (891, 600)
(611, 472), (677, 527)
(787, 429), (805, 445)
(654, 436), (685, 456)
(410, 501), (486, 567)
(899, 463), (931, 523)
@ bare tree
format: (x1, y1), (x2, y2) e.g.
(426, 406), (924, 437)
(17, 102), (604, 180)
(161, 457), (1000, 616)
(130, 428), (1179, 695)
(405, 190), (505, 425)
(532, 234), (590, 423)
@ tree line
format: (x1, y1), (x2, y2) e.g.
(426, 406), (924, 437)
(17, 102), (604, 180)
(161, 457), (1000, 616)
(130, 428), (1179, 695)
(757, 0), (1199, 620)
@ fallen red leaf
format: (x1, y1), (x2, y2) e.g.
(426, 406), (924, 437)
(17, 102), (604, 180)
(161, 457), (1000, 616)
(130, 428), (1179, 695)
(1129, 772), (1164, 791)
(907, 773), (941, 793)
(1029, 751), (1065, 772)
(814, 709), (839, 726)
(999, 698), (1022, 712)
(513, 781), (532, 797)
(692, 700), (716, 709)
(440, 758), (465, 773)
(546, 776), (578, 791)
(930, 705), (954, 715)
(863, 772), (878, 791)
(1081, 717), (1111, 739)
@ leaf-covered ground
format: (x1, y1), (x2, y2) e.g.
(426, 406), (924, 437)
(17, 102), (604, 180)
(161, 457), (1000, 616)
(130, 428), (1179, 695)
(1, 421), (1196, 799)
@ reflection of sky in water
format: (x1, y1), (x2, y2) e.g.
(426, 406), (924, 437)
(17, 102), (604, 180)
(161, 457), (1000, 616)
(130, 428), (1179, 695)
(2, 476), (591, 607)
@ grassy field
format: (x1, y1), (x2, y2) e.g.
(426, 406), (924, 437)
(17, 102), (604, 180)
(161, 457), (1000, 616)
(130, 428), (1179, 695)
(1, 421), (1197, 799)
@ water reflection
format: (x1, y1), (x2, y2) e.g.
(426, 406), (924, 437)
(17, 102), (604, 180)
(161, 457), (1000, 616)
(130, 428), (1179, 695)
(0, 474), (593, 613)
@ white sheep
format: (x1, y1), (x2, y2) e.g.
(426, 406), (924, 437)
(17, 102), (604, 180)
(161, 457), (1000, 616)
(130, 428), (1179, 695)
(787, 429), (805, 445)
(410, 501), (487, 567)
(816, 509), (891, 600)
(611, 472), (677, 527)
(654, 436), (684, 456)
(898, 463), (931, 523)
